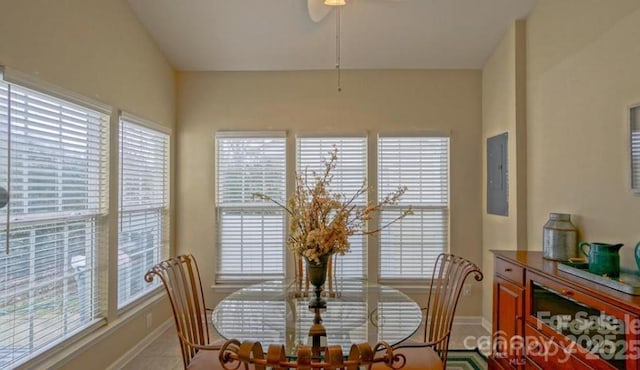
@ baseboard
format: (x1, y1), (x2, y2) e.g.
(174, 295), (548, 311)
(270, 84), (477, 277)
(481, 317), (492, 333)
(452, 316), (483, 326)
(106, 319), (173, 370)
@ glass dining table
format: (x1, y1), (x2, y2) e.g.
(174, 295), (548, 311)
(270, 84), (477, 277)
(211, 279), (423, 356)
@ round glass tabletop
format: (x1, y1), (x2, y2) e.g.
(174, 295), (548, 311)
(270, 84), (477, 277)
(211, 279), (422, 355)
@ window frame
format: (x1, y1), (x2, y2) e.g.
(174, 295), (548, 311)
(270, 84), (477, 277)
(212, 131), (450, 289)
(0, 66), (173, 369)
(377, 133), (450, 283)
(0, 67), (111, 368)
(630, 103), (640, 192)
(214, 131), (288, 284)
(116, 112), (171, 310)
(296, 134), (369, 281)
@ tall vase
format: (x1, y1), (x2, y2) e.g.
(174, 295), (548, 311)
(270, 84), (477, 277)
(305, 254), (330, 309)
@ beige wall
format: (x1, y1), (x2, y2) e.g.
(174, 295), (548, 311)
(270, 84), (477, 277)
(176, 70), (484, 315)
(0, 0), (175, 128)
(526, 0), (640, 267)
(482, 0), (640, 327)
(480, 21), (527, 325)
(0, 0), (176, 368)
(13, 0), (639, 362)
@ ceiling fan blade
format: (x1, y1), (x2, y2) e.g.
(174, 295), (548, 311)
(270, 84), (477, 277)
(308, 0), (333, 23)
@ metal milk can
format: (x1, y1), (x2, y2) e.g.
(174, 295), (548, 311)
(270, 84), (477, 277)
(543, 213), (578, 261)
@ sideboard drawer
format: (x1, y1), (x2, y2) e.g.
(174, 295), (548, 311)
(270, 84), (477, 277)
(525, 324), (591, 370)
(495, 257), (524, 286)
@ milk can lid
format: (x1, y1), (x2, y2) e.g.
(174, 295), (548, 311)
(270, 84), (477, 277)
(549, 213), (570, 221)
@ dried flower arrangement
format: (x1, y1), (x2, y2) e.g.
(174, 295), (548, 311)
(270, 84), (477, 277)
(252, 148), (412, 265)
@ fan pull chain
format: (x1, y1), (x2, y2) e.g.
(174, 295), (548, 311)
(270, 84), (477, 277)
(336, 6), (342, 92)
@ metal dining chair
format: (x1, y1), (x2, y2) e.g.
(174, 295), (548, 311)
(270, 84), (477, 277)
(145, 254), (225, 370)
(374, 253), (483, 370)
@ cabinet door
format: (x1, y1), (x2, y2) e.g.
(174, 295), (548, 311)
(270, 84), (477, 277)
(493, 276), (525, 368)
(527, 271), (639, 370)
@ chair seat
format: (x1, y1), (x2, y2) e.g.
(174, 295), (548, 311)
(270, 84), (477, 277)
(187, 348), (225, 370)
(372, 346), (443, 370)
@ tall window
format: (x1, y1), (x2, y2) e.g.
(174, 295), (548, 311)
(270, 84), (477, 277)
(117, 115), (170, 307)
(214, 133), (450, 284)
(378, 136), (449, 280)
(296, 136), (367, 279)
(215, 133), (286, 282)
(631, 105), (640, 191)
(0, 79), (109, 367)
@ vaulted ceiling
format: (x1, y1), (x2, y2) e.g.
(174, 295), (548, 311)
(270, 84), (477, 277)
(128, 0), (538, 71)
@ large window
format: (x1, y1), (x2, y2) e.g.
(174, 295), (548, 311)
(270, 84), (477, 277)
(378, 136), (449, 280)
(631, 104), (640, 191)
(215, 133), (286, 282)
(296, 136), (367, 279)
(0, 69), (174, 368)
(0, 78), (109, 368)
(215, 133), (450, 284)
(117, 115), (170, 307)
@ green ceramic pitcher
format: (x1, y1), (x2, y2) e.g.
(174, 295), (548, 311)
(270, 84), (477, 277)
(579, 242), (624, 277)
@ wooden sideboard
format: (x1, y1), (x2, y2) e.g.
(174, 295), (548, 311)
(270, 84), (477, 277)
(490, 251), (640, 370)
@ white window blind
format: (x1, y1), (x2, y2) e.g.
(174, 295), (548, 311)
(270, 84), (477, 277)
(118, 116), (169, 308)
(0, 79), (109, 368)
(376, 301), (424, 343)
(216, 284), (286, 346)
(296, 137), (367, 279)
(215, 133), (286, 281)
(378, 136), (449, 280)
(631, 105), (640, 191)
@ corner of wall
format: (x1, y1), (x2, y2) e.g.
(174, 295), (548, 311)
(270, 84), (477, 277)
(480, 18), (528, 328)
(514, 19), (528, 250)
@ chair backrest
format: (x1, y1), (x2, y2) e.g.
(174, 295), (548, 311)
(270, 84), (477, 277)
(145, 254), (211, 368)
(218, 339), (405, 370)
(423, 253), (483, 366)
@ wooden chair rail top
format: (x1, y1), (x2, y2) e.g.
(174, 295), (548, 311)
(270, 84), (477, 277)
(218, 339), (405, 370)
(491, 250), (640, 314)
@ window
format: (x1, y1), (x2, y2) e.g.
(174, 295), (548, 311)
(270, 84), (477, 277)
(296, 136), (367, 279)
(214, 284), (286, 345)
(0, 78), (109, 367)
(117, 115), (170, 307)
(631, 104), (640, 192)
(378, 136), (449, 280)
(215, 133), (286, 282)
(214, 133), (450, 284)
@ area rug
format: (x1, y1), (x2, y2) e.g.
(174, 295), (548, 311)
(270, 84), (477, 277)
(446, 349), (488, 370)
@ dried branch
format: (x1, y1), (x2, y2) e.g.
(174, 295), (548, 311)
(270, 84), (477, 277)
(252, 146), (412, 264)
